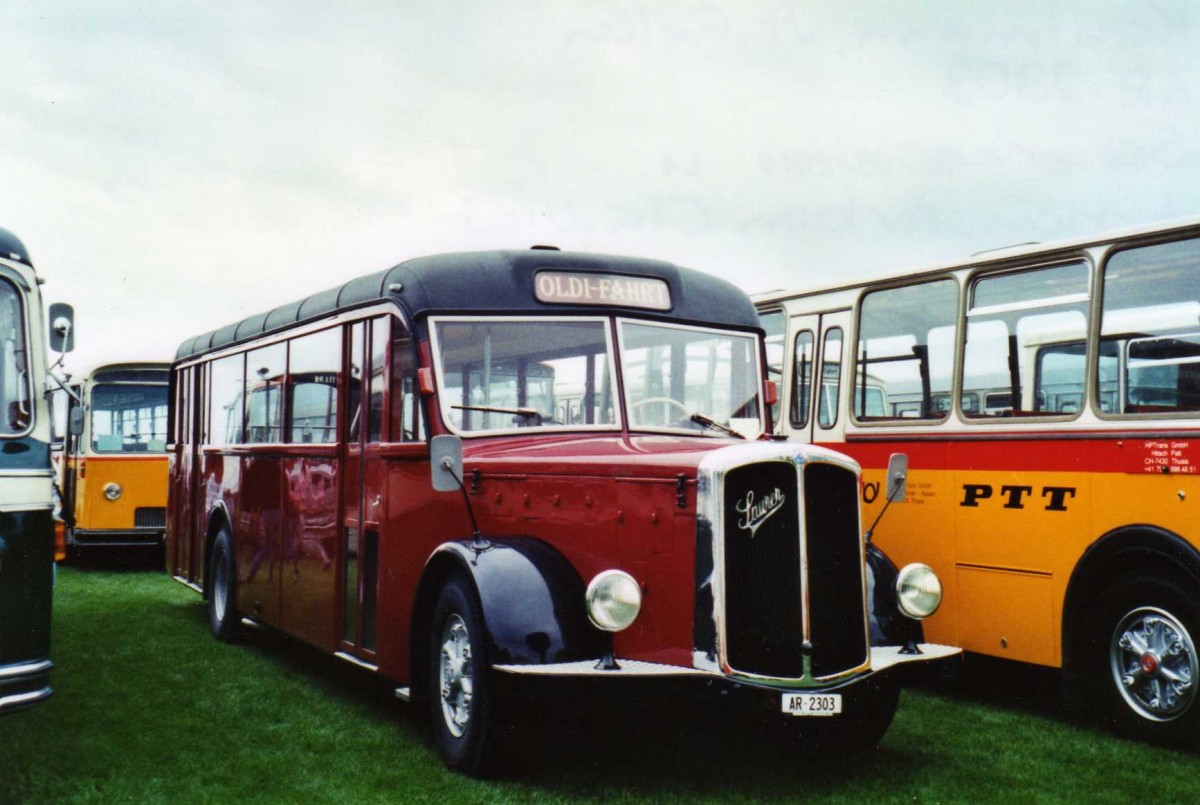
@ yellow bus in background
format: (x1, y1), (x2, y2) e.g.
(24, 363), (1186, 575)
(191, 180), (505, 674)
(756, 217), (1200, 744)
(59, 363), (169, 557)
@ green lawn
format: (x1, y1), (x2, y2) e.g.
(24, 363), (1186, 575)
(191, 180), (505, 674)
(3, 565), (1198, 803)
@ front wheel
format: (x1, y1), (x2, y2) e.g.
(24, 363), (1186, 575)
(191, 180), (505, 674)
(428, 575), (509, 776)
(1092, 575), (1200, 744)
(208, 527), (240, 641)
(808, 676), (900, 751)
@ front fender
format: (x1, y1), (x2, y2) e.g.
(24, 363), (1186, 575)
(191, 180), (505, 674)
(866, 543), (924, 647)
(429, 536), (606, 666)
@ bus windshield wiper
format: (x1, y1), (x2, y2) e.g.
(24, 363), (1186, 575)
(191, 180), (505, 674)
(452, 404), (543, 422)
(690, 412), (745, 439)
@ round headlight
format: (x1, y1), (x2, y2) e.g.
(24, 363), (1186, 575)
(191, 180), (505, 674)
(895, 563), (942, 620)
(585, 570), (642, 632)
(103, 482), (123, 501)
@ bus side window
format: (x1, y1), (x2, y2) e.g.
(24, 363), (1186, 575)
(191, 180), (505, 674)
(963, 261), (1090, 419)
(210, 353), (245, 446)
(287, 327), (341, 444)
(856, 279), (958, 422)
(245, 343), (285, 444)
(1101, 237), (1200, 415)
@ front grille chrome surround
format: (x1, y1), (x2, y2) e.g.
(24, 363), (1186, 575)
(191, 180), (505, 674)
(695, 441), (871, 686)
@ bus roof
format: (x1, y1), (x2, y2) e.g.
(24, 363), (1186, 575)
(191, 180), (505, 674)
(753, 214), (1200, 307)
(0, 227), (31, 267)
(175, 249), (760, 361)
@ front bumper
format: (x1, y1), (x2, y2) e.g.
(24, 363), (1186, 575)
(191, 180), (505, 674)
(495, 643), (959, 682)
(69, 528), (165, 549)
(0, 659), (53, 713)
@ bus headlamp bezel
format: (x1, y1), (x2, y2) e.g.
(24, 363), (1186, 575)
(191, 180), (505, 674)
(895, 562), (943, 620)
(585, 570), (642, 632)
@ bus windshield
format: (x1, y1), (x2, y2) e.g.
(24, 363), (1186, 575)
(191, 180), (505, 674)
(620, 320), (762, 437)
(431, 317), (763, 437)
(0, 277), (31, 435)
(91, 384), (169, 452)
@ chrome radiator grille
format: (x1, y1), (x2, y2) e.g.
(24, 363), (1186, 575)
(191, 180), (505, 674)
(699, 444), (869, 682)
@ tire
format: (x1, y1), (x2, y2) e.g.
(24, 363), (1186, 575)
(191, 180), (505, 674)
(1090, 575), (1200, 745)
(428, 574), (508, 776)
(208, 526), (240, 641)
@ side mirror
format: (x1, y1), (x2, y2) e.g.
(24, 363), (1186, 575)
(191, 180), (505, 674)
(430, 434), (463, 492)
(69, 405), (85, 436)
(886, 452), (909, 502)
(48, 302), (74, 354)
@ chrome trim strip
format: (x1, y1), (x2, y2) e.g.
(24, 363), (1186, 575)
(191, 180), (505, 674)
(495, 659), (711, 677)
(0, 686), (52, 712)
(0, 659), (53, 680)
(495, 644), (959, 680)
(334, 651), (379, 672)
(171, 575), (203, 593)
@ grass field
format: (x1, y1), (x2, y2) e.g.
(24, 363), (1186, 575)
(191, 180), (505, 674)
(3, 564), (1199, 803)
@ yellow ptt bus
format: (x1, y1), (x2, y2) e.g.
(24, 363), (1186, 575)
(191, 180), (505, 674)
(58, 362), (170, 556)
(756, 216), (1200, 743)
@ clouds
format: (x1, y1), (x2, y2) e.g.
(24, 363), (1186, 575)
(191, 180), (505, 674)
(4, 1), (1200, 372)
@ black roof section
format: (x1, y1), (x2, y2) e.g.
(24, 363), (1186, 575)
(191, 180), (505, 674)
(0, 227), (31, 267)
(175, 249), (760, 361)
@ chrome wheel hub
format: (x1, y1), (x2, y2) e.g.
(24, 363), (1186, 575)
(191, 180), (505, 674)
(439, 614), (473, 738)
(213, 553), (228, 621)
(1111, 606), (1197, 721)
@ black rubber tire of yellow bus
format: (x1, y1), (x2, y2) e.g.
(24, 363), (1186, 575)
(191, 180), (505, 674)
(428, 574), (510, 777)
(1091, 574), (1200, 746)
(208, 526), (241, 641)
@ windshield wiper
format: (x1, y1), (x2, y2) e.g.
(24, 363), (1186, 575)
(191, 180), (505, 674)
(689, 412), (745, 439)
(452, 404), (543, 423)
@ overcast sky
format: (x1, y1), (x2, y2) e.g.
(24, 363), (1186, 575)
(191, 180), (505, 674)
(5, 1), (1200, 374)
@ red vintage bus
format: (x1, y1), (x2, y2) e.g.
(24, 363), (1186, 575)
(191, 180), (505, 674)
(167, 248), (954, 775)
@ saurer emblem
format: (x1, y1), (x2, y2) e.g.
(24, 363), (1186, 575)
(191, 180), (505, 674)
(735, 488), (786, 537)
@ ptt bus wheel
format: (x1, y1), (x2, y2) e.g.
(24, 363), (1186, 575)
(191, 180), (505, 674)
(208, 527), (241, 641)
(428, 574), (507, 776)
(1093, 575), (1200, 745)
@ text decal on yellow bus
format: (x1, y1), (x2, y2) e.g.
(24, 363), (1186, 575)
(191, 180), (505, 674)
(534, 271), (671, 311)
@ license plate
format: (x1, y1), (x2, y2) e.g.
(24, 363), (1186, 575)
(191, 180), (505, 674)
(781, 692), (842, 717)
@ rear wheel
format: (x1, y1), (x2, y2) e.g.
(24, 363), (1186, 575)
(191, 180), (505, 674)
(208, 527), (240, 641)
(428, 574), (509, 776)
(1092, 575), (1200, 744)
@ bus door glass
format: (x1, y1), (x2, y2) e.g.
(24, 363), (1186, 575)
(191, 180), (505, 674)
(816, 314), (849, 435)
(340, 316), (391, 658)
(280, 326), (341, 647)
(786, 314), (818, 441)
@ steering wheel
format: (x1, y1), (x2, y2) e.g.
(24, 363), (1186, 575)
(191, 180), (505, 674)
(630, 396), (691, 425)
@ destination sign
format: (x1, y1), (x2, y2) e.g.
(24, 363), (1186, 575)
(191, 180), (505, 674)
(534, 271), (671, 311)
